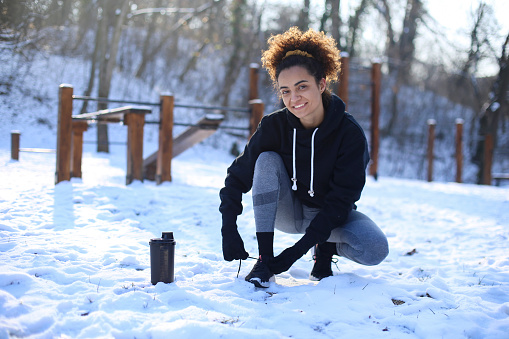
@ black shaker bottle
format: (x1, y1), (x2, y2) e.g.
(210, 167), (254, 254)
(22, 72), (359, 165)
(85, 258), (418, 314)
(149, 232), (176, 284)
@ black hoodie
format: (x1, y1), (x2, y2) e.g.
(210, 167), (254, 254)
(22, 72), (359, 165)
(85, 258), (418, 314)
(220, 95), (369, 240)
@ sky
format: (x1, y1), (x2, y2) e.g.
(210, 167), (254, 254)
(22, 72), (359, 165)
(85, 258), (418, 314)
(417, 0), (508, 75)
(427, 0), (509, 33)
(269, 0), (509, 76)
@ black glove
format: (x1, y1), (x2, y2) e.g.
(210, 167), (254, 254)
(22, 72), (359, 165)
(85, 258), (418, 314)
(269, 230), (319, 274)
(221, 227), (249, 261)
(269, 211), (343, 273)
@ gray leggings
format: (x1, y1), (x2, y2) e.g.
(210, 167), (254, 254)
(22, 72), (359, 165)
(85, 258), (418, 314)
(252, 152), (389, 266)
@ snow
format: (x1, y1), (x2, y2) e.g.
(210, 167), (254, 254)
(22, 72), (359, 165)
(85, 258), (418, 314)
(1, 42), (508, 339)
(1, 130), (509, 338)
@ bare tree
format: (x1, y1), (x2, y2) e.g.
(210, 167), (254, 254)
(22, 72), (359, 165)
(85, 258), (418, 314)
(348, 0), (370, 56)
(400, 0), (422, 76)
(329, 0), (341, 47)
(376, 0), (424, 134)
(297, 0), (311, 31)
(458, 2), (500, 115)
(46, 0), (73, 26)
(73, 0), (100, 52)
(383, 0), (423, 79)
(133, 0), (164, 78)
(473, 33), (509, 183)
(319, 0), (331, 33)
(96, 0), (130, 152)
(179, 0), (225, 81)
(0, 0), (45, 45)
(133, 1), (220, 79)
(221, 0), (248, 107)
(316, 0), (341, 47)
(80, 3), (102, 115)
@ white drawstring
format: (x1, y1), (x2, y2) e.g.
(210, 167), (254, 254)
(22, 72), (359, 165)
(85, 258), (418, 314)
(308, 128), (318, 197)
(291, 128), (297, 190)
(291, 127), (318, 197)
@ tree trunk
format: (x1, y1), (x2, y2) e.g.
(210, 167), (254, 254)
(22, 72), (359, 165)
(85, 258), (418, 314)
(330, 0), (341, 47)
(384, 0), (423, 134)
(348, 0), (369, 57)
(474, 33), (509, 183)
(319, 0), (331, 33)
(74, 0), (99, 52)
(97, 0), (129, 153)
(398, 0), (422, 80)
(80, 5), (102, 115)
(179, 41), (210, 82)
(135, 0), (164, 78)
(133, 1), (219, 79)
(221, 0), (247, 108)
(297, 0), (311, 31)
(378, 0), (396, 70)
(46, 0), (62, 26)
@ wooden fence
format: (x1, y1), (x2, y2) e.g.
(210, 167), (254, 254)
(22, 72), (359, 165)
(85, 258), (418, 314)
(424, 118), (504, 185)
(54, 64), (264, 185)
(336, 54), (381, 180)
(13, 60), (503, 186)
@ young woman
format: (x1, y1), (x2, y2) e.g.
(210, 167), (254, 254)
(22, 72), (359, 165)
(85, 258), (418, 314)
(219, 27), (389, 288)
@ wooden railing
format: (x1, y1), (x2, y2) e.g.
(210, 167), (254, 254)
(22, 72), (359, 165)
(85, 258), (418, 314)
(54, 65), (265, 186)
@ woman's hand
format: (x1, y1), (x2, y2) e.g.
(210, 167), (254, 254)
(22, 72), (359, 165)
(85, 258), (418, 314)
(221, 227), (249, 261)
(269, 231), (318, 274)
(269, 245), (304, 274)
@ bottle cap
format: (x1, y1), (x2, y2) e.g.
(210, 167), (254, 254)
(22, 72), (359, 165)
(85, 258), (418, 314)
(162, 232), (174, 240)
(149, 232), (176, 244)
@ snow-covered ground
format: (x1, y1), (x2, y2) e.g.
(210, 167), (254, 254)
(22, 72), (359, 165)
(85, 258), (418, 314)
(1, 130), (508, 338)
(1, 43), (508, 338)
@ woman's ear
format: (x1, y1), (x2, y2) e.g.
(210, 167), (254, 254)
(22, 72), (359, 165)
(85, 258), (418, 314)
(319, 78), (326, 93)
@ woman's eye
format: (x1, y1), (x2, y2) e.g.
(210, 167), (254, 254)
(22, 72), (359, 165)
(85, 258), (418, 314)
(299, 85), (307, 90)
(281, 90), (289, 95)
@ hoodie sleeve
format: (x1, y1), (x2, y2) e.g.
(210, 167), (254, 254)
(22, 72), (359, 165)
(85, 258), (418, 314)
(308, 118), (369, 241)
(219, 115), (280, 226)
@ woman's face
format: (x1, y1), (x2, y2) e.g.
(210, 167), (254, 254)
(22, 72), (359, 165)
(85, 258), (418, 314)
(277, 65), (326, 129)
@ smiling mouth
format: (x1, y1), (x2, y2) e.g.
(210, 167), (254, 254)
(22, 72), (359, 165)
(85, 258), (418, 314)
(293, 103), (306, 109)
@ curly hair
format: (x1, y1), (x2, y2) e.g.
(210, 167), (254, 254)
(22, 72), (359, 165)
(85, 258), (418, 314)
(261, 27), (341, 90)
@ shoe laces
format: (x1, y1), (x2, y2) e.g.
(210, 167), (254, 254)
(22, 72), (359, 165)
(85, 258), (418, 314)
(311, 254), (340, 272)
(237, 256), (258, 278)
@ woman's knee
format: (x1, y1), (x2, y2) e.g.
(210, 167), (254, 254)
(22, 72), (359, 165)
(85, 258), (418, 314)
(361, 235), (389, 266)
(333, 212), (389, 266)
(336, 230), (388, 266)
(357, 224), (389, 265)
(257, 151), (280, 164)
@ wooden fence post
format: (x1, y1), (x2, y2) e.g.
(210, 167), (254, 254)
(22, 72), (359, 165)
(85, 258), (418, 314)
(249, 63), (259, 101)
(11, 131), (20, 160)
(125, 112), (145, 185)
(482, 133), (494, 185)
(55, 84), (73, 184)
(455, 119), (464, 183)
(71, 121), (88, 178)
(157, 94), (174, 184)
(338, 52), (349, 110)
(249, 99), (264, 139)
(369, 61), (381, 180)
(427, 119), (436, 182)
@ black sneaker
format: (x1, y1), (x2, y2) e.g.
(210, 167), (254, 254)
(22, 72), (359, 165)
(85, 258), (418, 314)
(245, 256), (275, 288)
(310, 242), (337, 281)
